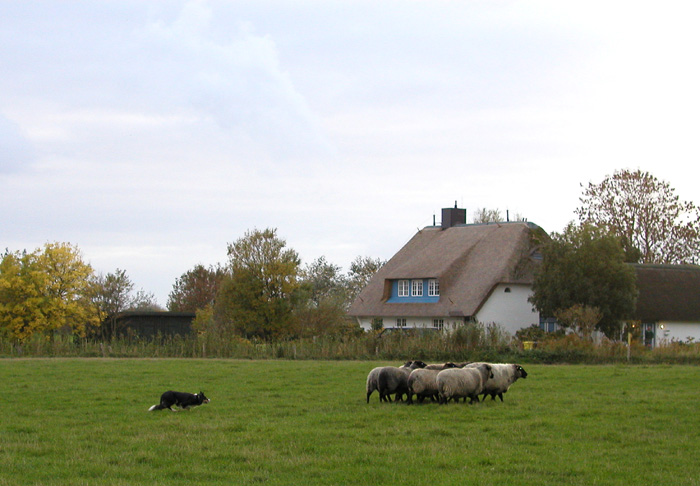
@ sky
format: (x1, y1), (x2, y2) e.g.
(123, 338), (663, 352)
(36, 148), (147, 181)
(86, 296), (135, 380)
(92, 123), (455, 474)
(2, 1), (700, 306)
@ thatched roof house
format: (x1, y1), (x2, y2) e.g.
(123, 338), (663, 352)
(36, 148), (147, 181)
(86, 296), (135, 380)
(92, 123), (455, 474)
(348, 206), (548, 334)
(633, 264), (700, 346)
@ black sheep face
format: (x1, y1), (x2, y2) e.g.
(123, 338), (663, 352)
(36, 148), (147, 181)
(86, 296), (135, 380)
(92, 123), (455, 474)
(517, 366), (528, 379)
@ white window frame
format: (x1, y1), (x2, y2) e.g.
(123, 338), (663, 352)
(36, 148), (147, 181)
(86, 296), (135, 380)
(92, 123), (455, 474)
(396, 318), (407, 328)
(433, 319), (444, 330)
(398, 280), (410, 297)
(412, 279), (423, 297)
(428, 279), (440, 296)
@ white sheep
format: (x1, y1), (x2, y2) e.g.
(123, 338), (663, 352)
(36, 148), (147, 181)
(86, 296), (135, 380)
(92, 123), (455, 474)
(376, 360), (427, 403)
(436, 363), (493, 404)
(464, 362), (528, 402)
(406, 363), (458, 404)
(366, 360), (426, 403)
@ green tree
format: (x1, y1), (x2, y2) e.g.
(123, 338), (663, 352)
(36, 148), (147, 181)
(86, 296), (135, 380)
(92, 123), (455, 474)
(296, 256), (352, 337)
(0, 243), (97, 341)
(89, 269), (134, 339)
(90, 268), (162, 339)
(576, 169), (700, 264)
(302, 256), (347, 306)
(215, 228), (302, 340)
(346, 256), (385, 303)
(167, 264), (225, 312)
(529, 223), (638, 338)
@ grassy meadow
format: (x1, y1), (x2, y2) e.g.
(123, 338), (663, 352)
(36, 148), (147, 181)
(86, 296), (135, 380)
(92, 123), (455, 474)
(2, 359), (700, 485)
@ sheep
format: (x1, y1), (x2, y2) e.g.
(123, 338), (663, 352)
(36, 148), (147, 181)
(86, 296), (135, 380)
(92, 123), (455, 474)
(366, 360), (426, 403)
(406, 363), (458, 404)
(463, 362), (528, 402)
(436, 363), (493, 404)
(423, 362), (458, 370)
(376, 360), (427, 403)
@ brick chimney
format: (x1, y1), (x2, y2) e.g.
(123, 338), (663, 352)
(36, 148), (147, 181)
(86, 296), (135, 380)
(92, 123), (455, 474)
(441, 201), (466, 229)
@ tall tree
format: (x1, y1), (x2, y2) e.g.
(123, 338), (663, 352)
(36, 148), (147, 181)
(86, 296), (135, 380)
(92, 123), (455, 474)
(576, 169), (700, 264)
(346, 256), (385, 303)
(296, 256), (351, 337)
(215, 228), (302, 340)
(301, 256), (347, 307)
(529, 223), (638, 338)
(90, 268), (162, 339)
(89, 269), (134, 339)
(167, 264), (225, 312)
(0, 243), (98, 340)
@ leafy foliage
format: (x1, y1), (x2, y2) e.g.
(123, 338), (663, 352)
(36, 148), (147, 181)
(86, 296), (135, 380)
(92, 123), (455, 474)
(576, 169), (700, 264)
(0, 243), (97, 340)
(213, 228), (303, 340)
(529, 223), (638, 338)
(167, 264), (225, 312)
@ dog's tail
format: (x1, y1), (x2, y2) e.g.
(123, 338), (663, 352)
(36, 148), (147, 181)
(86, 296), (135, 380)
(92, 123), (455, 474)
(149, 404), (164, 411)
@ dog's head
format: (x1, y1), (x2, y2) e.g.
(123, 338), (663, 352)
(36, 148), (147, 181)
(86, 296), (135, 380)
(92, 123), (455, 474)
(198, 392), (210, 404)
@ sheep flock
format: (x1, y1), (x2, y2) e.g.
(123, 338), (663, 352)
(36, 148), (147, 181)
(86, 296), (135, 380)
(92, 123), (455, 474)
(366, 360), (528, 405)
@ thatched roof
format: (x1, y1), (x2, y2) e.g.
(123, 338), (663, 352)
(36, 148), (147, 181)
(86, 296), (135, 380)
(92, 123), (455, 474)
(348, 222), (547, 318)
(634, 264), (700, 322)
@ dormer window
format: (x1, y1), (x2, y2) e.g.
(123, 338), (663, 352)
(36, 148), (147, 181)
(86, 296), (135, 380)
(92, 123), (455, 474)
(388, 278), (439, 303)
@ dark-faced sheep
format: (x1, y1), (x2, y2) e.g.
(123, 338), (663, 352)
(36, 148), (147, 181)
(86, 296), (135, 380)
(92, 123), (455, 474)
(464, 362), (528, 402)
(376, 360), (427, 403)
(406, 363), (458, 404)
(436, 363), (493, 404)
(366, 360), (425, 403)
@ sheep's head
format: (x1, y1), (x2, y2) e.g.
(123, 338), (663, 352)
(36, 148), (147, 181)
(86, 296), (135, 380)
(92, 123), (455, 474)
(411, 360), (428, 369)
(444, 362), (457, 369)
(516, 365), (528, 379)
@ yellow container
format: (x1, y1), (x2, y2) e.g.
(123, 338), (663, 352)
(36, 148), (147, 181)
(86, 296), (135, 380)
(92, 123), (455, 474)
(523, 341), (535, 350)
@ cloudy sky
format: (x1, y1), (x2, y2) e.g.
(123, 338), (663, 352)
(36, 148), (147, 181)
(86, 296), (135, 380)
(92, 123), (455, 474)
(2, 1), (699, 306)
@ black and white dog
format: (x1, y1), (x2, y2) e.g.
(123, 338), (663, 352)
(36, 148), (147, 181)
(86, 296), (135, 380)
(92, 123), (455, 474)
(149, 391), (210, 411)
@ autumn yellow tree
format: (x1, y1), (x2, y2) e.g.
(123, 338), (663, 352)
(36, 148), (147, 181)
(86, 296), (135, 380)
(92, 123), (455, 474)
(0, 243), (98, 341)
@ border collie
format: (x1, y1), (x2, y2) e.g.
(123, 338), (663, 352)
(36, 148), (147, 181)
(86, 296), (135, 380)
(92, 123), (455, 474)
(148, 391), (210, 411)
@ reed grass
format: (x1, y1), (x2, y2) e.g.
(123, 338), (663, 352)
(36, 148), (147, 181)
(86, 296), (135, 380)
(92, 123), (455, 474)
(3, 326), (700, 364)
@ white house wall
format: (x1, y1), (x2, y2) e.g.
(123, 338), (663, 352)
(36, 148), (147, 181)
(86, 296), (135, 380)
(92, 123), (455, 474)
(475, 284), (539, 336)
(653, 321), (700, 346)
(356, 283), (539, 335)
(356, 317), (465, 332)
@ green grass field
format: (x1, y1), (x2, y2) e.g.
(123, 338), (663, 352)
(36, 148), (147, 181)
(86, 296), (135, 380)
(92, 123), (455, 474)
(2, 359), (700, 485)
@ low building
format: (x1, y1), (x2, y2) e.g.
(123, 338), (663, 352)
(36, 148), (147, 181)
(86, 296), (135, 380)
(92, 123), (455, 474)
(633, 264), (700, 347)
(112, 311), (196, 339)
(348, 205), (548, 335)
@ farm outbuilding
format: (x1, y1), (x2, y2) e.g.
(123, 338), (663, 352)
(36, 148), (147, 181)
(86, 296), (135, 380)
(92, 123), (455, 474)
(111, 311), (196, 339)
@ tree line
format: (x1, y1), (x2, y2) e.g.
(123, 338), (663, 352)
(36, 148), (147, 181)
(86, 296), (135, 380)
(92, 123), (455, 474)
(0, 234), (383, 342)
(1, 168), (699, 343)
